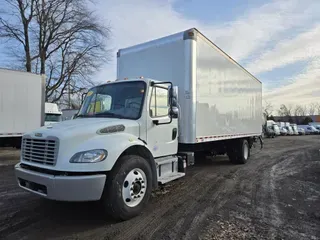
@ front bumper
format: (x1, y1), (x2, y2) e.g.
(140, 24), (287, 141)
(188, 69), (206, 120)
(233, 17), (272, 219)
(14, 163), (106, 201)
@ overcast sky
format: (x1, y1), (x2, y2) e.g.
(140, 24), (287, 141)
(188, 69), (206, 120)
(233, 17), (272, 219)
(0, 0), (319, 110)
(92, 0), (320, 110)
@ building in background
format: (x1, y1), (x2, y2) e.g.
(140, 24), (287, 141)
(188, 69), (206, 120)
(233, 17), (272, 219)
(273, 115), (320, 124)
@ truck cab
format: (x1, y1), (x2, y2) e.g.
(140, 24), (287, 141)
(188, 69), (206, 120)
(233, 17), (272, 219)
(290, 124), (299, 135)
(15, 78), (180, 220)
(266, 120), (280, 136)
(45, 102), (62, 125)
(284, 122), (294, 135)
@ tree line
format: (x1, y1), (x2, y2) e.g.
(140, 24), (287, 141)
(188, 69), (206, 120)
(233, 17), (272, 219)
(0, 0), (111, 108)
(263, 101), (320, 124)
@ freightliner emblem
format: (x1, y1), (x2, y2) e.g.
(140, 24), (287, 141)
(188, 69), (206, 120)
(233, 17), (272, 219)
(35, 133), (43, 137)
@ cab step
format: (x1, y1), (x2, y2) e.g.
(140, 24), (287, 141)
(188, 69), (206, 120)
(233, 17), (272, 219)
(155, 155), (186, 184)
(158, 172), (186, 184)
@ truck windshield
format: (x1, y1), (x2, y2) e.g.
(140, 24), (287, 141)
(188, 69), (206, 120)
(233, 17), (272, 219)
(45, 114), (62, 122)
(77, 81), (146, 120)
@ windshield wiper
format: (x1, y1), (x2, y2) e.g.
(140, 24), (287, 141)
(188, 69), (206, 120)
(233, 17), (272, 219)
(74, 114), (95, 118)
(93, 112), (124, 119)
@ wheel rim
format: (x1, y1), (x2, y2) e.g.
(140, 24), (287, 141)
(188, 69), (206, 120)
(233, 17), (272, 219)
(122, 168), (147, 208)
(243, 142), (249, 160)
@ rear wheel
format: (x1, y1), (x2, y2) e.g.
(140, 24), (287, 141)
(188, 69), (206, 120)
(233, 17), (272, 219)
(101, 155), (152, 221)
(239, 139), (250, 164)
(227, 139), (250, 164)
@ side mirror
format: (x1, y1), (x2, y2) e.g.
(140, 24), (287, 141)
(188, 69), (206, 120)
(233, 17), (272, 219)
(169, 86), (178, 107)
(81, 92), (87, 104)
(170, 106), (179, 118)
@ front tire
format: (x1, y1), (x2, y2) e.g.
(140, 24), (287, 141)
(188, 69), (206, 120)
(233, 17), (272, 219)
(101, 155), (152, 221)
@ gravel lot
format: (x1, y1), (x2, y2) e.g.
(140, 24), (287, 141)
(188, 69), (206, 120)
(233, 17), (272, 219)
(0, 135), (319, 240)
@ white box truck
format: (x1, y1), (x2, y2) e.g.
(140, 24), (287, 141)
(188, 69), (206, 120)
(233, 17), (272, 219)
(45, 102), (62, 125)
(0, 68), (45, 147)
(14, 28), (262, 221)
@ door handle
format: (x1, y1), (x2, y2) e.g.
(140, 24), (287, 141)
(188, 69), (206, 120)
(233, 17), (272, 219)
(172, 128), (177, 140)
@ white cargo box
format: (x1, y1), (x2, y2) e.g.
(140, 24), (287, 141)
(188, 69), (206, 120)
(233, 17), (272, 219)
(0, 68), (45, 137)
(117, 28), (262, 144)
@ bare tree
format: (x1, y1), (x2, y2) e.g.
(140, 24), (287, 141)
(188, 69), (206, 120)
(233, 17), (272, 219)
(308, 102), (317, 115)
(294, 105), (307, 116)
(263, 100), (273, 118)
(316, 103), (320, 115)
(0, 0), (36, 72)
(0, 0), (111, 103)
(278, 104), (293, 116)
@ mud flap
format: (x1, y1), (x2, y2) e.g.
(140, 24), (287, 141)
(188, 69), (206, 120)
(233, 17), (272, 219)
(259, 135), (264, 149)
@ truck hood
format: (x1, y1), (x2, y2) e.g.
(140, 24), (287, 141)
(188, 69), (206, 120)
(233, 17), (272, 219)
(26, 118), (140, 140)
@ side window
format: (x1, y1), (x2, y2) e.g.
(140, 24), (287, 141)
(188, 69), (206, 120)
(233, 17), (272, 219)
(149, 86), (169, 118)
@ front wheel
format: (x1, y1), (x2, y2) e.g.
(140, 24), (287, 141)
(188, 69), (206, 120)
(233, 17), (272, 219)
(101, 155), (152, 221)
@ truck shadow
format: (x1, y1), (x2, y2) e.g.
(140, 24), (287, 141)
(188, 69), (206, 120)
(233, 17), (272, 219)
(36, 199), (117, 234)
(194, 155), (234, 166)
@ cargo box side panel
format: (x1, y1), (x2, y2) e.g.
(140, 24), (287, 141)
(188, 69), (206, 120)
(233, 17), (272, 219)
(195, 35), (262, 141)
(0, 70), (42, 137)
(117, 35), (196, 143)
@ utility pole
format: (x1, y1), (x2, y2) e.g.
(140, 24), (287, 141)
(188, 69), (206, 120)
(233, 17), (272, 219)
(67, 49), (71, 109)
(68, 77), (71, 109)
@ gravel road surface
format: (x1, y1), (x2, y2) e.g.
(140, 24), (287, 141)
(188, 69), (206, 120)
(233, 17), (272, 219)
(0, 135), (319, 240)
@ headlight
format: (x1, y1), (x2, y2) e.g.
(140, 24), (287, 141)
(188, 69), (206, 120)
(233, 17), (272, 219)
(70, 149), (108, 163)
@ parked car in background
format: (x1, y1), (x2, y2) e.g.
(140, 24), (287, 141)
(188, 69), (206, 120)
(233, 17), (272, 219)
(298, 128), (305, 135)
(290, 124), (299, 135)
(309, 124), (320, 131)
(263, 125), (276, 138)
(280, 127), (288, 136)
(298, 125), (319, 135)
(284, 125), (294, 135)
(272, 124), (280, 136)
(266, 120), (280, 136)
(310, 125), (320, 134)
(308, 122), (320, 128)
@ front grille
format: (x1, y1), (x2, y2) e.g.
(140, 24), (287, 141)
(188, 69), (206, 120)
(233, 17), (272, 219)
(22, 137), (59, 166)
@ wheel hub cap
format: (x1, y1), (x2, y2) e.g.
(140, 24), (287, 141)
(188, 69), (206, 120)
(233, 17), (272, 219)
(122, 168), (147, 207)
(244, 143), (249, 159)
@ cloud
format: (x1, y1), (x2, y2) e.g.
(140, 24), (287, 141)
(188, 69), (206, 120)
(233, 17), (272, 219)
(248, 24), (320, 75)
(96, 0), (312, 80)
(204, 0), (319, 61)
(93, 0), (320, 110)
(263, 58), (320, 108)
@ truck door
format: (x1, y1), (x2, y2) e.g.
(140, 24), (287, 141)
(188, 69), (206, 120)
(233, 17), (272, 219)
(146, 83), (178, 158)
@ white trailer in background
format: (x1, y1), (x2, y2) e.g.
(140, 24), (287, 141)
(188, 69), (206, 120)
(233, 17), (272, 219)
(0, 68), (45, 147)
(45, 102), (62, 125)
(14, 28), (263, 221)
